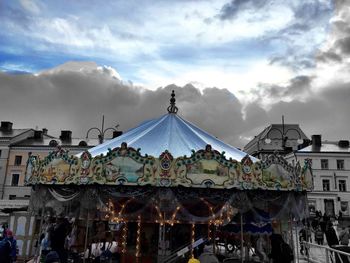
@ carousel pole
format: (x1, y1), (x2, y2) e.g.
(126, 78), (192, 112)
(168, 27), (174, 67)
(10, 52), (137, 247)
(83, 210), (90, 263)
(34, 202), (46, 263)
(240, 213), (244, 263)
(289, 216), (295, 263)
(295, 220), (300, 263)
(240, 212), (244, 263)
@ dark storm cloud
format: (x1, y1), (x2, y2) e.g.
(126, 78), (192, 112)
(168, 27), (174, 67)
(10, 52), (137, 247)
(315, 51), (342, 63)
(335, 36), (350, 54)
(0, 65), (246, 147)
(255, 75), (313, 99)
(1, 63), (350, 149)
(267, 83), (350, 140)
(242, 80), (350, 146)
(217, 0), (268, 20)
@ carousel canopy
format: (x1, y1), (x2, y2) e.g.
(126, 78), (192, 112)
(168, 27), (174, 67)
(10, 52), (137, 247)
(86, 91), (256, 161)
(88, 113), (256, 161)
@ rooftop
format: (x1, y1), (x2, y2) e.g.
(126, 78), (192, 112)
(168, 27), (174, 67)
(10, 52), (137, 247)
(0, 128), (33, 139)
(298, 141), (350, 153)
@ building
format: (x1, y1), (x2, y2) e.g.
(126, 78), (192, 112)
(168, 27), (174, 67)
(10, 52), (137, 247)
(243, 123), (309, 159)
(0, 121), (36, 221)
(285, 135), (350, 218)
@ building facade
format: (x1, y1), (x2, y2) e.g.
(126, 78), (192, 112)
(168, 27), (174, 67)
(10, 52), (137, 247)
(0, 121), (35, 221)
(285, 135), (350, 218)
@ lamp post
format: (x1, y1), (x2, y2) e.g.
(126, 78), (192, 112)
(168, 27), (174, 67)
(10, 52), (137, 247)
(86, 115), (120, 144)
(265, 115), (303, 153)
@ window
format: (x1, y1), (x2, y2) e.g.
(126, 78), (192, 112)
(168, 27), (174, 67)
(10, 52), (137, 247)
(14, 155), (22, 166)
(339, 180), (347, 192)
(321, 159), (329, 170)
(0, 150), (2, 157)
(337, 160), (345, 170)
(9, 195), (16, 200)
(11, 174), (19, 186)
(323, 179), (330, 191)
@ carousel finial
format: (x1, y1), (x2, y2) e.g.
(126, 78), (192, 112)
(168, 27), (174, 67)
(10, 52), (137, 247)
(167, 90), (178, 114)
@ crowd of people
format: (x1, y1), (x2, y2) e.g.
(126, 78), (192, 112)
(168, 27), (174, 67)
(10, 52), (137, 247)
(0, 224), (18, 263)
(34, 216), (121, 263)
(6, 210), (350, 263)
(298, 211), (350, 259)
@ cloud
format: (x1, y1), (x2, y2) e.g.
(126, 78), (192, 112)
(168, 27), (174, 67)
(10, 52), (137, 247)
(1, 61), (350, 150)
(315, 51), (342, 63)
(253, 75), (313, 103)
(217, 0), (267, 20)
(0, 62), (247, 147)
(335, 36), (350, 54)
(19, 0), (40, 14)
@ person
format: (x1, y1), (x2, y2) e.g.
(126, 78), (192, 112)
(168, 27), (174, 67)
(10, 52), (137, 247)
(187, 256), (200, 263)
(45, 251), (61, 263)
(0, 235), (12, 263)
(269, 234), (293, 263)
(51, 217), (69, 263)
(0, 224), (6, 241)
(325, 222), (339, 248)
(255, 235), (267, 262)
(198, 243), (219, 263)
(339, 226), (349, 246)
(5, 230), (17, 263)
(299, 226), (309, 255)
(315, 225), (324, 245)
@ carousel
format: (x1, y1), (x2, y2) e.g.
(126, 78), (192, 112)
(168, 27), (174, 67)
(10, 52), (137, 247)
(26, 91), (313, 263)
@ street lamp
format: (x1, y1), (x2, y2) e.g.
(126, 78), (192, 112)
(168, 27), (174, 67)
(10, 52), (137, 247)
(86, 115), (120, 144)
(265, 115), (303, 151)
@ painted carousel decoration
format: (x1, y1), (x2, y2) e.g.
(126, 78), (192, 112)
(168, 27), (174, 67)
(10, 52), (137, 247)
(27, 137), (313, 191)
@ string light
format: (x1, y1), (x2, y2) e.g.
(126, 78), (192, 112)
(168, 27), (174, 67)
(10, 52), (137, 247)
(121, 222), (128, 254)
(208, 220), (212, 241)
(191, 223), (195, 258)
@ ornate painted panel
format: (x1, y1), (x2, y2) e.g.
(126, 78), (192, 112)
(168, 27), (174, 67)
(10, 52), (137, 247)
(26, 143), (313, 191)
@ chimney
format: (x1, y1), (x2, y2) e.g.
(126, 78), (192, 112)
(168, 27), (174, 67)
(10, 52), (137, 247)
(42, 128), (48, 135)
(60, 130), (72, 141)
(0, 121), (13, 132)
(112, 130), (123, 138)
(312, 134), (321, 151)
(298, 139), (311, 150)
(338, 140), (350, 148)
(34, 130), (43, 139)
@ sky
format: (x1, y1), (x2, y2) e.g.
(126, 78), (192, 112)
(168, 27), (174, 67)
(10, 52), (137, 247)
(0, 0), (349, 149)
